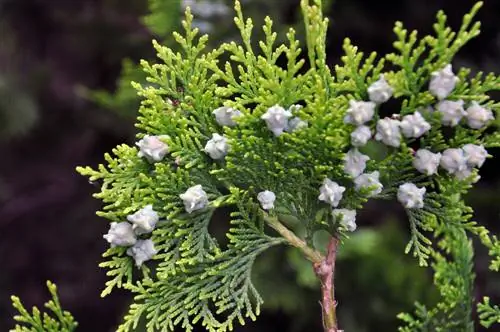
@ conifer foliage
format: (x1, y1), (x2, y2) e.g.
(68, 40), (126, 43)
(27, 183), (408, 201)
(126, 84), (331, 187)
(10, 281), (77, 332)
(11, 0), (500, 331)
(80, 0), (500, 330)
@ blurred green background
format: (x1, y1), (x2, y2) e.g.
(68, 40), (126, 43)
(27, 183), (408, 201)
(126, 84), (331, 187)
(1, 0), (499, 331)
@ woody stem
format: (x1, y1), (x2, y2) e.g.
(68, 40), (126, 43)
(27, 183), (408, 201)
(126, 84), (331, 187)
(314, 237), (339, 332)
(263, 214), (340, 331)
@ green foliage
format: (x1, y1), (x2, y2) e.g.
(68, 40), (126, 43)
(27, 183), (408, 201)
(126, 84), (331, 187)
(76, 0), (500, 331)
(478, 297), (500, 328)
(10, 281), (77, 332)
(386, 2), (483, 105)
(117, 189), (284, 332)
(485, 235), (500, 272)
(86, 0), (308, 119)
(476, 234), (500, 328)
(382, 1), (500, 267)
(398, 228), (475, 331)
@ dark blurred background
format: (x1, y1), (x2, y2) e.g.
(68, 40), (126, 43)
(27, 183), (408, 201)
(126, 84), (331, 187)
(1, 0), (500, 331)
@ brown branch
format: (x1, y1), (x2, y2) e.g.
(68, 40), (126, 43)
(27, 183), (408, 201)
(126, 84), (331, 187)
(314, 237), (340, 332)
(262, 214), (340, 331)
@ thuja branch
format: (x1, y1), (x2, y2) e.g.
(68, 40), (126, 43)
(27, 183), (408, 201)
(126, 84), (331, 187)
(70, 1), (500, 332)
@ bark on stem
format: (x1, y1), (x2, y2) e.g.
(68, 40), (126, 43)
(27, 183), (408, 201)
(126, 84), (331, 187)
(262, 214), (339, 331)
(314, 237), (339, 332)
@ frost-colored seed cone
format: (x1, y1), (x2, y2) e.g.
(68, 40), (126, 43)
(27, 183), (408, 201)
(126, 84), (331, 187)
(257, 190), (276, 210)
(127, 205), (159, 235)
(436, 100), (466, 126)
(350, 125), (372, 147)
(344, 100), (376, 126)
(103, 222), (137, 247)
(127, 239), (157, 267)
(136, 135), (169, 162)
(318, 178), (345, 207)
(286, 117), (308, 132)
(368, 75), (394, 104)
(397, 183), (426, 209)
(462, 144), (488, 168)
(375, 118), (402, 147)
(180, 185), (209, 213)
(187, 0), (229, 16)
(204, 133), (230, 160)
(354, 171), (383, 197)
(429, 64), (459, 100)
(261, 105), (293, 137)
(213, 106), (241, 127)
(333, 209), (357, 232)
(343, 149), (370, 178)
(413, 149), (441, 176)
(465, 102), (494, 129)
(440, 148), (468, 175)
(400, 112), (431, 138)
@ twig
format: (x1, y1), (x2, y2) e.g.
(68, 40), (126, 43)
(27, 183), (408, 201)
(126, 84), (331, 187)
(314, 237), (339, 332)
(263, 214), (324, 263)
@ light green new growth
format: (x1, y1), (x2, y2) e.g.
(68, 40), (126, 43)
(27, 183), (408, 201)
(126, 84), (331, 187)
(69, 0), (500, 331)
(10, 281), (77, 332)
(478, 297), (500, 328)
(477, 235), (500, 328)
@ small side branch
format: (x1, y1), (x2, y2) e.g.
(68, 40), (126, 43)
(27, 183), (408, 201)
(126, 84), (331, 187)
(314, 237), (339, 332)
(263, 214), (324, 263)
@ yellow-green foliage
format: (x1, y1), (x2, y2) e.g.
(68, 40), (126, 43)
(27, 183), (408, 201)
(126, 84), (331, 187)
(10, 281), (77, 332)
